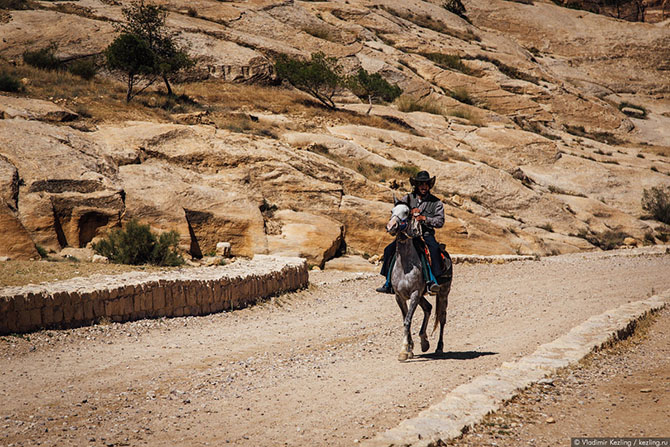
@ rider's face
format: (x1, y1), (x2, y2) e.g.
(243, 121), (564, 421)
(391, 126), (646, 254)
(417, 182), (430, 195)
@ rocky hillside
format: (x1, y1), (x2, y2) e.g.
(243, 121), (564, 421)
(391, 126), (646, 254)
(1, 0), (669, 266)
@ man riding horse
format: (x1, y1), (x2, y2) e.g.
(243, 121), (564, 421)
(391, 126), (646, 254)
(376, 170), (447, 295)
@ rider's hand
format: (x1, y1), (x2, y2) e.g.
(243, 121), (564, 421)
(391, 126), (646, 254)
(415, 215), (426, 222)
(411, 208), (421, 216)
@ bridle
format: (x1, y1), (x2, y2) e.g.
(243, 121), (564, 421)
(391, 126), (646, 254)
(387, 204), (421, 241)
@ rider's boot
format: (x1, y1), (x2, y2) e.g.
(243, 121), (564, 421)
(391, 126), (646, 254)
(426, 281), (440, 295)
(376, 282), (394, 294)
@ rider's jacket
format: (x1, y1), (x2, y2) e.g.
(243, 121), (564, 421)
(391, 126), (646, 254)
(401, 192), (445, 235)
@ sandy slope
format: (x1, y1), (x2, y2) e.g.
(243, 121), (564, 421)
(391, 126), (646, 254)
(1, 247), (669, 446)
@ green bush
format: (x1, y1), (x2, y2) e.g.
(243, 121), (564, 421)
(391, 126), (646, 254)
(470, 55), (539, 84)
(0, 0), (32, 9)
(442, 0), (467, 19)
(68, 58), (98, 80)
(35, 244), (48, 259)
(0, 72), (23, 92)
(93, 220), (184, 266)
(347, 68), (402, 103)
(642, 186), (670, 224)
(421, 53), (474, 75)
(23, 44), (61, 70)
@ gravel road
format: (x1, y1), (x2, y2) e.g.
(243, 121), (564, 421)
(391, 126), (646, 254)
(1, 247), (670, 447)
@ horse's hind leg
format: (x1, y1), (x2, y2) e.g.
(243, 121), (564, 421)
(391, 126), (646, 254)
(435, 282), (451, 354)
(399, 291), (420, 362)
(418, 296), (432, 353)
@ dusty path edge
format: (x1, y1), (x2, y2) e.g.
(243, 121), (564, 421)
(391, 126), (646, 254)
(364, 289), (670, 447)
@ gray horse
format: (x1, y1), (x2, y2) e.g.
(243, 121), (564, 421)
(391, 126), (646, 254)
(386, 201), (451, 361)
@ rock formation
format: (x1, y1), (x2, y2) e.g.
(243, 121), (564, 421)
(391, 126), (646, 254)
(0, 0), (669, 263)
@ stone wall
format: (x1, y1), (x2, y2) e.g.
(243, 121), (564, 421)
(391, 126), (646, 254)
(0, 256), (308, 335)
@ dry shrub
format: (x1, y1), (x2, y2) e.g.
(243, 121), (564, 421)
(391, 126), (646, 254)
(212, 112), (278, 139)
(578, 229), (629, 250)
(447, 107), (483, 126)
(185, 79), (411, 133)
(421, 53), (476, 75)
(448, 86), (473, 105)
(381, 6), (480, 41)
(642, 186), (670, 224)
(0, 0), (34, 9)
(23, 45), (60, 70)
(395, 95), (445, 115)
(47, 2), (100, 19)
(0, 58), (185, 123)
(564, 125), (626, 145)
(395, 95), (483, 125)
(68, 58), (98, 80)
(0, 71), (22, 92)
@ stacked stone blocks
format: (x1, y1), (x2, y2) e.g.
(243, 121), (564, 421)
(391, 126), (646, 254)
(0, 256), (307, 335)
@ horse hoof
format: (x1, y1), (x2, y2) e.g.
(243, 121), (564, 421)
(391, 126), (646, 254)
(421, 338), (430, 353)
(436, 342), (444, 354)
(398, 352), (409, 362)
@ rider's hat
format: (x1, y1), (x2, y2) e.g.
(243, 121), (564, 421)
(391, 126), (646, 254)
(409, 170), (436, 188)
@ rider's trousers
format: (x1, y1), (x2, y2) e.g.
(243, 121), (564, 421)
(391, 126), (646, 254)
(380, 233), (443, 280)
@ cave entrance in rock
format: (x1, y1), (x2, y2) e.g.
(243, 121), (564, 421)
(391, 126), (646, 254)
(78, 212), (110, 247)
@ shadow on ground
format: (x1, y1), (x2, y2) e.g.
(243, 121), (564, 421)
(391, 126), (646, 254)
(416, 351), (498, 361)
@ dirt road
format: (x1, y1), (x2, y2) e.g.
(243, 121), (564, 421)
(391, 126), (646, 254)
(1, 248), (670, 447)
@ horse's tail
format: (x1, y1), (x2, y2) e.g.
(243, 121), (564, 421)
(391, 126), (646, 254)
(432, 280), (450, 335)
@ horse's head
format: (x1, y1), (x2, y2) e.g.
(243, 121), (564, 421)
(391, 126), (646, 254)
(386, 202), (421, 238)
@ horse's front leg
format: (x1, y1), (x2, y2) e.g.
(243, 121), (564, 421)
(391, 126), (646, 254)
(395, 294), (408, 320)
(418, 296), (432, 353)
(399, 290), (421, 362)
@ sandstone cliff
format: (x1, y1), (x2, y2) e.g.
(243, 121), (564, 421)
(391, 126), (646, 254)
(1, 0), (669, 263)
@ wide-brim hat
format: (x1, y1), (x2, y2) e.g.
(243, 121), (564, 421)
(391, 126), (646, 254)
(409, 170), (436, 188)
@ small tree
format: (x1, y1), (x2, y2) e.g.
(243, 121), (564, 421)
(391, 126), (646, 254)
(347, 68), (402, 113)
(117, 1), (192, 96)
(642, 186), (670, 224)
(275, 52), (342, 109)
(106, 33), (155, 102)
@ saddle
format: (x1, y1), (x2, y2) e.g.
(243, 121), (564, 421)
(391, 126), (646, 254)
(417, 240), (452, 285)
(389, 238), (452, 285)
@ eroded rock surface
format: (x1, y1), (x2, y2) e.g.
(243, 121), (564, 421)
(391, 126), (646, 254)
(1, 0), (669, 262)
